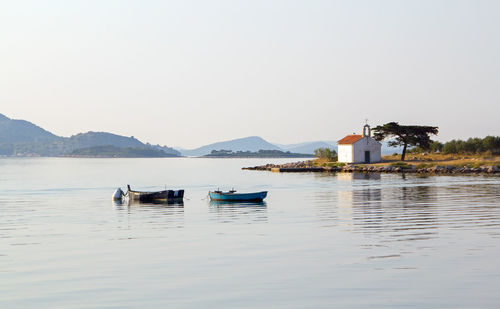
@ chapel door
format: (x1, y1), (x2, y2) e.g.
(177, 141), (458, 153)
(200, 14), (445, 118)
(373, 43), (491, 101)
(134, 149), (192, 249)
(364, 151), (370, 163)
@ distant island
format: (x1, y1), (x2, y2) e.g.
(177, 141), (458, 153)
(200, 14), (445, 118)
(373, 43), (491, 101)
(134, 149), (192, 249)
(203, 149), (313, 158)
(0, 113), (180, 157)
(67, 145), (179, 158)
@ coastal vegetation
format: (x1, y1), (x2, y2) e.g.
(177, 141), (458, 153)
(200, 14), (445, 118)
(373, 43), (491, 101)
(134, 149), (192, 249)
(312, 151), (500, 172)
(313, 147), (337, 161)
(372, 122), (439, 161)
(382, 136), (500, 169)
(318, 162), (345, 168)
(313, 147), (343, 167)
(245, 153), (499, 174)
(68, 145), (178, 158)
(383, 152), (500, 168)
(409, 136), (500, 155)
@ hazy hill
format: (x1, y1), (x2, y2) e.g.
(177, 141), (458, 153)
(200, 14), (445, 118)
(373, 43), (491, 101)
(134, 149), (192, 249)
(66, 132), (145, 149)
(0, 113), (61, 143)
(65, 132), (180, 156)
(69, 145), (178, 158)
(0, 113), (180, 157)
(181, 136), (281, 157)
(149, 144), (181, 156)
(276, 141), (337, 155)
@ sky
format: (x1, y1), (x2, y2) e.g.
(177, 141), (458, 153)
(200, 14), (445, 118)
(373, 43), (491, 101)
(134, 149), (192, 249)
(1, 0), (499, 149)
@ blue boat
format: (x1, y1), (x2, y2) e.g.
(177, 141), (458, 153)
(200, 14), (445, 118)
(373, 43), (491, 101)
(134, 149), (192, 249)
(209, 190), (267, 202)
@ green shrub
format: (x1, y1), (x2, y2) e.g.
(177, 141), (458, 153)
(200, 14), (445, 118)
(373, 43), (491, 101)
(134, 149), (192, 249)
(464, 162), (484, 168)
(415, 163), (433, 169)
(443, 136), (500, 154)
(391, 162), (411, 168)
(322, 162), (345, 167)
(314, 147), (337, 161)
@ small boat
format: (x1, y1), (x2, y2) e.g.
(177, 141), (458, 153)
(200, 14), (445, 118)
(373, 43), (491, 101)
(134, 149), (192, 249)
(209, 189), (267, 202)
(127, 185), (184, 203)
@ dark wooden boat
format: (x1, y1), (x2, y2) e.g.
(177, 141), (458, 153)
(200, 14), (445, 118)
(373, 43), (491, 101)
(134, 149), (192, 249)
(127, 185), (184, 202)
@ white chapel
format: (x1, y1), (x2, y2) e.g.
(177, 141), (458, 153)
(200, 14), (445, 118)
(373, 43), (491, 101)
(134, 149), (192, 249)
(337, 124), (382, 164)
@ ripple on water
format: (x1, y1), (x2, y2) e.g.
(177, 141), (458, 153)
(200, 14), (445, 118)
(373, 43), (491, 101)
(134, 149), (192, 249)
(0, 159), (499, 308)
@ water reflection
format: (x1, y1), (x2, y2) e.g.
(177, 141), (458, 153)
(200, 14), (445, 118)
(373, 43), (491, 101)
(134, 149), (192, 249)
(313, 191), (340, 224)
(337, 177), (500, 242)
(113, 199), (125, 207)
(127, 199), (184, 208)
(437, 183), (500, 232)
(312, 177), (500, 270)
(113, 199), (184, 208)
(113, 199), (185, 232)
(352, 188), (382, 204)
(335, 179), (439, 243)
(314, 173), (383, 226)
(208, 201), (268, 224)
(209, 200), (266, 206)
(337, 172), (381, 181)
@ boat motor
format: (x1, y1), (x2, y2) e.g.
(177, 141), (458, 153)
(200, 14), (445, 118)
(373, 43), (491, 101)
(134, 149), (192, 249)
(113, 188), (124, 201)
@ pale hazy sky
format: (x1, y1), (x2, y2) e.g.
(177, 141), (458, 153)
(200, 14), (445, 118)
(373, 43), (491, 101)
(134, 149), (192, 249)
(1, 0), (499, 148)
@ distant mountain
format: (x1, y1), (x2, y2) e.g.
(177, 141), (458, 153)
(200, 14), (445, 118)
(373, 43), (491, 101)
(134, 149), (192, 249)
(203, 149), (313, 158)
(69, 145), (178, 158)
(67, 131), (145, 148)
(149, 144), (181, 156)
(0, 113), (180, 157)
(181, 136), (281, 157)
(64, 132), (181, 156)
(0, 113), (61, 143)
(275, 141), (337, 155)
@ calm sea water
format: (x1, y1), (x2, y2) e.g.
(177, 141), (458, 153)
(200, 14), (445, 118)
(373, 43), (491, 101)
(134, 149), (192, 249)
(1, 157), (499, 308)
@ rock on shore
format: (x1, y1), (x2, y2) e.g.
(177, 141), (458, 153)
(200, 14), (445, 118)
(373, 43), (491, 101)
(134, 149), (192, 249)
(242, 161), (500, 175)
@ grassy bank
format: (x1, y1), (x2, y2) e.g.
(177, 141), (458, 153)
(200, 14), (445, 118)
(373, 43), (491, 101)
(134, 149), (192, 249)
(313, 153), (500, 169)
(379, 153), (500, 168)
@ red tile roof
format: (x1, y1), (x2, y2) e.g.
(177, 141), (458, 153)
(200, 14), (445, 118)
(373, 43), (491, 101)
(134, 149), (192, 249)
(338, 135), (363, 144)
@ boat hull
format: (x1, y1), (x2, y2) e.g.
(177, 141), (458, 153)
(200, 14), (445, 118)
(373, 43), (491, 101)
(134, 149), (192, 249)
(209, 191), (267, 202)
(127, 185), (184, 202)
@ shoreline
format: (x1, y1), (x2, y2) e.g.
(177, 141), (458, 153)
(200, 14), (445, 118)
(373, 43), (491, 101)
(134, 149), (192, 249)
(243, 161), (500, 175)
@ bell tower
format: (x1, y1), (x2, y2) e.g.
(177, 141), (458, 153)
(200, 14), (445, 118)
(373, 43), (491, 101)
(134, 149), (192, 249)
(363, 120), (371, 137)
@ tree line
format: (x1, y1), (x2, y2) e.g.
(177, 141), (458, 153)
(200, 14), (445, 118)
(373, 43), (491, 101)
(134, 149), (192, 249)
(314, 148), (337, 161)
(372, 122), (499, 159)
(411, 136), (500, 155)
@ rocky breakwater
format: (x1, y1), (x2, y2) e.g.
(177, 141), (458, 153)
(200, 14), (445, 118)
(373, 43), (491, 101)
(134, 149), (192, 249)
(242, 161), (500, 175)
(242, 161), (324, 172)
